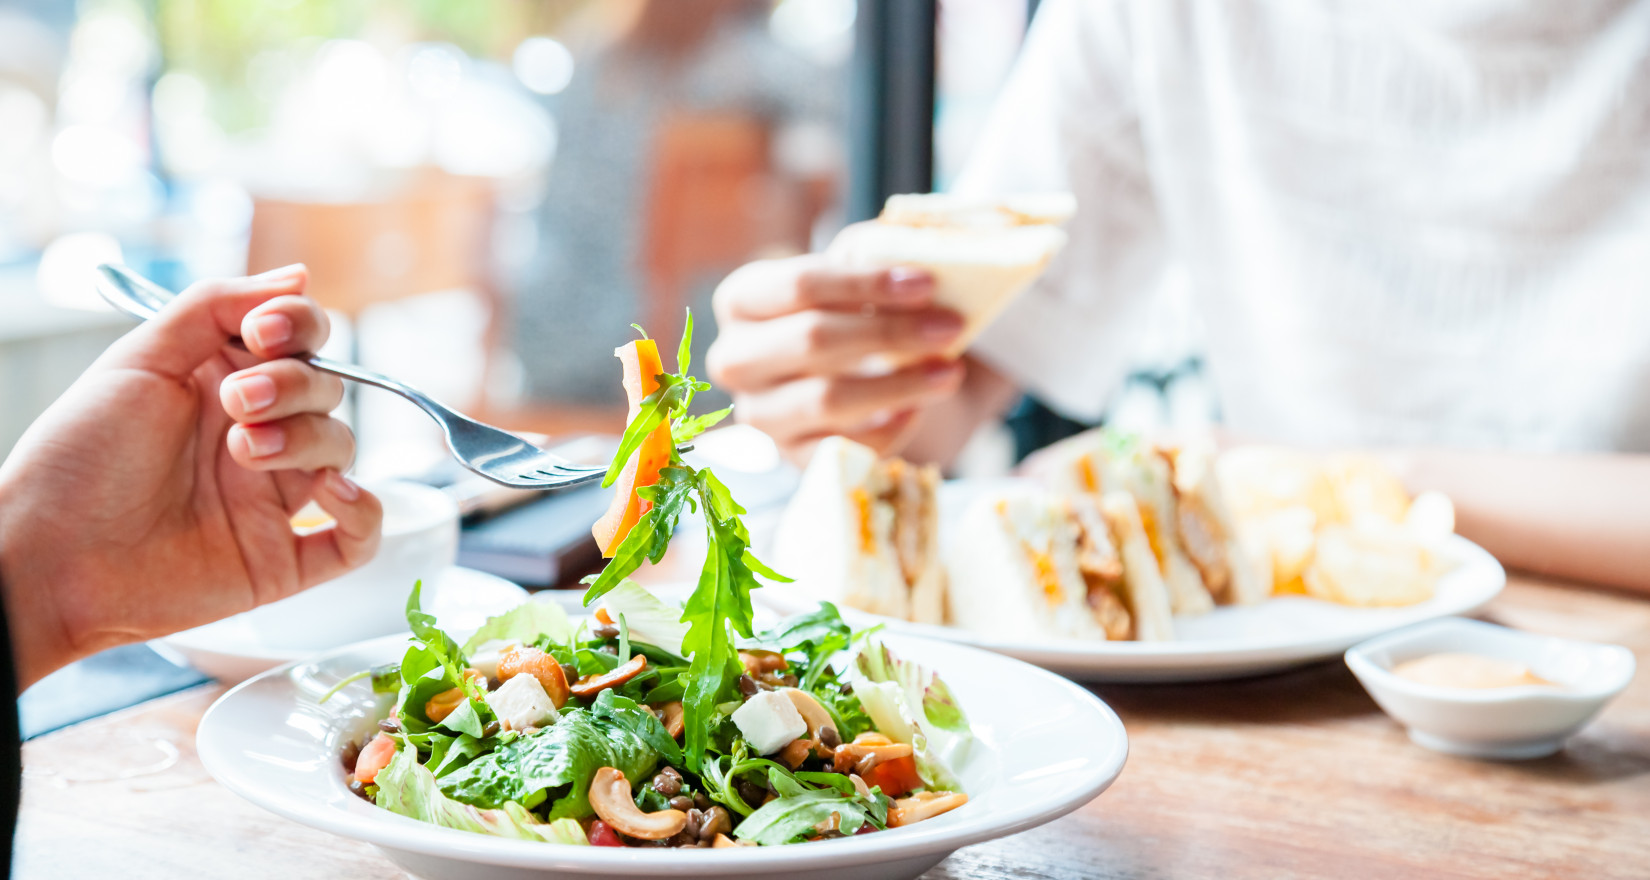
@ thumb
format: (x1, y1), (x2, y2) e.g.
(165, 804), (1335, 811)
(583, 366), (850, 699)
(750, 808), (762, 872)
(103, 265), (311, 380)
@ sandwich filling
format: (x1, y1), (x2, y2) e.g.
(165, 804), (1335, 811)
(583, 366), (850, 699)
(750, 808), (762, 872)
(853, 457), (944, 621)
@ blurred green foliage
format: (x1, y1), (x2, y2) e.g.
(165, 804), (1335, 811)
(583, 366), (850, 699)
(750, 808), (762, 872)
(152, 0), (583, 130)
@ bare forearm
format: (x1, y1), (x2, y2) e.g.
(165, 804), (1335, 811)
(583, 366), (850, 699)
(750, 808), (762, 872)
(901, 356), (1022, 469)
(1394, 448), (1650, 594)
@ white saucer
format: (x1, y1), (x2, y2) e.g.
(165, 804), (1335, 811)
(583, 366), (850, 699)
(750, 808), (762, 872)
(1345, 618), (1636, 759)
(152, 566), (527, 684)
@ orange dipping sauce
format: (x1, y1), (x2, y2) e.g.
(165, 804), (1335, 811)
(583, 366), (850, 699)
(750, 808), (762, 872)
(1391, 653), (1557, 690)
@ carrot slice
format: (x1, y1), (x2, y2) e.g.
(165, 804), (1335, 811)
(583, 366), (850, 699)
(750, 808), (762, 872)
(354, 733), (397, 784)
(592, 339), (675, 557)
(863, 754), (925, 799)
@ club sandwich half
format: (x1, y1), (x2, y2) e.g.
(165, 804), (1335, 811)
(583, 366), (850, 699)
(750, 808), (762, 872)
(948, 488), (1175, 642)
(771, 436), (947, 624)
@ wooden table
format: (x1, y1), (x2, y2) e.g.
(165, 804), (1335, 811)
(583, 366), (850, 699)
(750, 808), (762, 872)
(15, 574), (1650, 879)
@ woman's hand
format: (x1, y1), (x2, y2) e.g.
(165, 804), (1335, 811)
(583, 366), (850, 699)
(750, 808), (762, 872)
(705, 255), (967, 466)
(0, 266), (382, 688)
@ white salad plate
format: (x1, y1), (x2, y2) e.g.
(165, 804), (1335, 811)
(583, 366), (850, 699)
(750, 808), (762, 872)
(154, 566), (527, 684)
(197, 631), (1127, 880)
(754, 479), (1506, 683)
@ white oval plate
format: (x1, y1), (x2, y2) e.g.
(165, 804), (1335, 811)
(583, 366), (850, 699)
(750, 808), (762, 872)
(753, 476), (1505, 682)
(153, 566), (526, 684)
(197, 632), (1126, 880)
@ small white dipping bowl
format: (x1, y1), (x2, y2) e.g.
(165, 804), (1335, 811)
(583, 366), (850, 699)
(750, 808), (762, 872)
(1345, 617), (1635, 760)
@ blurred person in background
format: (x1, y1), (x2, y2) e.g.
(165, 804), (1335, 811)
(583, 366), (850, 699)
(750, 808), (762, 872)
(513, 0), (842, 409)
(706, 0), (1650, 593)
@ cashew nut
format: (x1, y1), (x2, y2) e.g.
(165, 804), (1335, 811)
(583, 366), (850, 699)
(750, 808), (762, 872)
(830, 738), (913, 774)
(658, 701), (684, 739)
(588, 766), (687, 840)
(740, 650), (789, 675)
(569, 655), (648, 699)
(424, 687), (463, 722)
(712, 833), (755, 848)
(887, 791), (968, 828)
(779, 689), (837, 759)
(776, 738), (811, 769)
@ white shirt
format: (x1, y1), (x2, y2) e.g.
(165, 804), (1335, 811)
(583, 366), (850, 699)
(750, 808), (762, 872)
(961, 0), (1650, 453)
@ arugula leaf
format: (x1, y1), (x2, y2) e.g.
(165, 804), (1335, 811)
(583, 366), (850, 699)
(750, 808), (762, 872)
(376, 744), (589, 844)
(585, 309), (789, 777)
(742, 602), (851, 654)
(438, 708), (661, 818)
(676, 308), (693, 373)
(600, 378), (688, 488)
(635, 785), (671, 813)
(580, 467), (696, 605)
(733, 768), (889, 845)
(680, 529), (745, 774)
(671, 405), (731, 446)
(404, 583), (494, 728)
(319, 662), (400, 703)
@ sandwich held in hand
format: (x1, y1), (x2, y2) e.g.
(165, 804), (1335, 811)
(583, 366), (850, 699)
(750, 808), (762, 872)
(328, 311), (976, 849)
(826, 192), (1076, 359)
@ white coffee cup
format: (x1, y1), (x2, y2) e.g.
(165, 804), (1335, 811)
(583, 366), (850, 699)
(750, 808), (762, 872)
(246, 480), (460, 651)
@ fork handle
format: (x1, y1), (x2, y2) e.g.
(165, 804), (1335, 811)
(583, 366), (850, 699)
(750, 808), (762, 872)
(301, 354), (456, 424)
(223, 336), (457, 425)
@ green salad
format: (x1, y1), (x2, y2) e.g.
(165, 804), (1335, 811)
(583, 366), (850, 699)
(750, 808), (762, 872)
(332, 313), (973, 848)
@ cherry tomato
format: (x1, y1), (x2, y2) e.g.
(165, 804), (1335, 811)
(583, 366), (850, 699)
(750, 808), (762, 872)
(589, 820), (626, 847)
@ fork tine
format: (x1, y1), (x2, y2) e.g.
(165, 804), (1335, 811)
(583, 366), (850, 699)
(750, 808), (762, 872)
(535, 464), (601, 478)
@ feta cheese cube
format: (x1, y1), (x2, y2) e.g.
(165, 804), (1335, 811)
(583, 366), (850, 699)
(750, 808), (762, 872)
(485, 673), (559, 732)
(466, 640), (520, 680)
(731, 689), (808, 754)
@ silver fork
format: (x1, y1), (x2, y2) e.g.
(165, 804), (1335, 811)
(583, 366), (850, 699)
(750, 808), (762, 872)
(94, 264), (608, 491)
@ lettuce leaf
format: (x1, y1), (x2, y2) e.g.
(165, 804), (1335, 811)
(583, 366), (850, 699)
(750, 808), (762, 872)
(462, 600), (573, 654)
(438, 708), (660, 819)
(853, 640), (968, 733)
(598, 580), (692, 657)
(587, 688), (683, 767)
(846, 641), (972, 792)
(376, 744), (589, 844)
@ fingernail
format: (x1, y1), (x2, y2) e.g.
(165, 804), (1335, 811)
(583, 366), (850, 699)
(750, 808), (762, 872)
(888, 268), (932, 302)
(919, 311), (964, 341)
(255, 263), (304, 282)
(252, 313), (292, 349)
(230, 374), (278, 414)
(241, 424), (285, 458)
(926, 361), (961, 386)
(327, 469), (361, 501)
